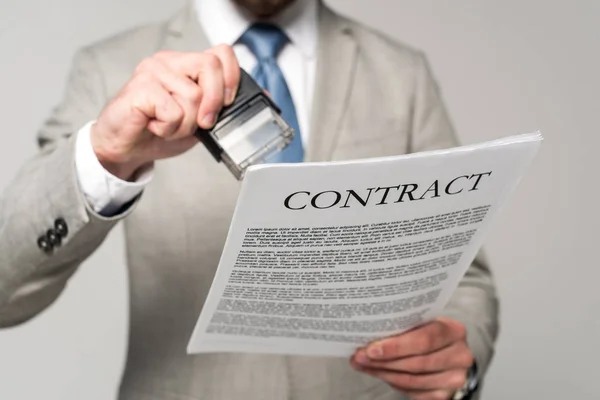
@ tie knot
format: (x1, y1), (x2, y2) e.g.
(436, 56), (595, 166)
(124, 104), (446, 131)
(239, 23), (289, 61)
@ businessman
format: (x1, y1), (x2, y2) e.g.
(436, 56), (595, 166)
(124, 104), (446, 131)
(0, 0), (499, 399)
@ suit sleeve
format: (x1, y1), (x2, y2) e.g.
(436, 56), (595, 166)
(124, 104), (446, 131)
(408, 53), (500, 387)
(0, 48), (137, 328)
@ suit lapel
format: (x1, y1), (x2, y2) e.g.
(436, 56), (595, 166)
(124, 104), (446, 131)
(305, 5), (358, 162)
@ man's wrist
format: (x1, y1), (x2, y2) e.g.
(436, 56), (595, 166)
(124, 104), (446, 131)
(89, 122), (148, 181)
(75, 121), (153, 215)
(94, 155), (143, 182)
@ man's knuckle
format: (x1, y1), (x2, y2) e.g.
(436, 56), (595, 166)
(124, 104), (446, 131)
(460, 349), (474, 367)
(160, 101), (181, 122)
(202, 92), (222, 108)
(131, 72), (155, 93)
(135, 57), (155, 73)
(172, 105), (184, 121)
(185, 86), (203, 104)
(132, 71), (154, 87)
(216, 43), (233, 54)
(203, 53), (222, 69)
(151, 123), (168, 137)
(431, 390), (451, 400)
(449, 370), (467, 389)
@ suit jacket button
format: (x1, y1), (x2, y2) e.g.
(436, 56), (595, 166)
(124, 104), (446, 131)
(47, 229), (61, 247)
(55, 218), (68, 238)
(37, 235), (53, 253)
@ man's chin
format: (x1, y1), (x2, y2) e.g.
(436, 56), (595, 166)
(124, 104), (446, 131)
(233, 0), (297, 19)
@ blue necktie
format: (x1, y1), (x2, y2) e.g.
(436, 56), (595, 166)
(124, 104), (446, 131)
(239, 23), (304, 163)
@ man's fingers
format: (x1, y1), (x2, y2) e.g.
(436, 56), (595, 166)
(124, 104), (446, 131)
(155, 50), (236, 128)
(357, 367), (467, 392)
(131, 80), (183, 138)
(91, 47), (240, 178)
(350, 319), (472, 399)
(136, 57), (202, 139)
(194, 53), (225, 128)
(353, 341), (473, 373)
(364, 319), (467, 361)
(207, 44), (240, 105)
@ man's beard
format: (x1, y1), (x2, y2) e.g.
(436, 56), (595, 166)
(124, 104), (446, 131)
(233, 0), (297, 18)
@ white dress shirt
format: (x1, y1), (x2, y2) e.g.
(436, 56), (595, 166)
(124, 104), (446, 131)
(75, 0), (318, 215)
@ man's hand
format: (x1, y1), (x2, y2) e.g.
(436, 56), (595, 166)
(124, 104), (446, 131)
(90, 45), (241, 181)
(350, 318), (473, 400)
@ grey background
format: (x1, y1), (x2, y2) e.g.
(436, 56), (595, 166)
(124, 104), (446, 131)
(0, 0), (598, 398)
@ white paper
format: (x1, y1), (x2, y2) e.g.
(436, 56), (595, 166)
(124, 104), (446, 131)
(187, 132), (542, 357)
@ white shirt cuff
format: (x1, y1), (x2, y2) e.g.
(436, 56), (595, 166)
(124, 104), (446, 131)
(74, 121), (153, 216)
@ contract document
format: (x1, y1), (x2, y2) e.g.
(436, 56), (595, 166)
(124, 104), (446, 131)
(187, 132), (542, 357)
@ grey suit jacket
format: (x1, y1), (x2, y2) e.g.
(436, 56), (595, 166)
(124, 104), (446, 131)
(0, 2), (499, 399)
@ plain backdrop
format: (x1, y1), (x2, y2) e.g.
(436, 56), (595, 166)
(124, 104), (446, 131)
(0, 0), (598, 399)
